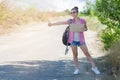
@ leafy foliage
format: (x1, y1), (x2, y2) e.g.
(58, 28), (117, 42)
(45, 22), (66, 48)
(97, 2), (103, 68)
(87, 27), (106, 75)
(96, 0), (120, 50)
(80, 0), (95, 16)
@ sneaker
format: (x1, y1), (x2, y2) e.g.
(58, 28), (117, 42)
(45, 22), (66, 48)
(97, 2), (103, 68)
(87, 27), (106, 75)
(92, 67), (100, 75)
(73, 69), (80, 75)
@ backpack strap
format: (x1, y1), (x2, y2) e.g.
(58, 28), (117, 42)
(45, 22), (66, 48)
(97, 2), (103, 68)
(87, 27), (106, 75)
(65, 19), (73, 55)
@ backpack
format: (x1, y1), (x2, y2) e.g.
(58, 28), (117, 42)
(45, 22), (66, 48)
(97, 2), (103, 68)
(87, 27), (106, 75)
(62, 26), (71, 46)
(62, 19), (73, 55)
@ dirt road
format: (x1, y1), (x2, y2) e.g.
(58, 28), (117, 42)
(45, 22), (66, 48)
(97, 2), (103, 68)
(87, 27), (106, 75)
(0, 21), (105, 80)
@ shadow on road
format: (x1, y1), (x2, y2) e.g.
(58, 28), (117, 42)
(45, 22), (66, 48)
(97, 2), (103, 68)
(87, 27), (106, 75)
(0, 58), (104, 80)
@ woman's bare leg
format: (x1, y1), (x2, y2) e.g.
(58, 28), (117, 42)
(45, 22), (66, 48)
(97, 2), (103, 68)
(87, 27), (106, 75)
(71, 46), (79, 69)
(80, 45), (96, 68)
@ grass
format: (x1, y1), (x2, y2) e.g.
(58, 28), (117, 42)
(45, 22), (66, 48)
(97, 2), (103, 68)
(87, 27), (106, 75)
(0, 0), (104, 35)
(0, 1), (68, 35)
(80, 16), (107, 31)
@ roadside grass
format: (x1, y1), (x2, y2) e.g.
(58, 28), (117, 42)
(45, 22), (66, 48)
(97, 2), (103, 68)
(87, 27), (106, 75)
(0, 1), (68, 35)
(81, 16), (107, 31)
(0, 0), (105, 35)
(97, 40), (120, 80)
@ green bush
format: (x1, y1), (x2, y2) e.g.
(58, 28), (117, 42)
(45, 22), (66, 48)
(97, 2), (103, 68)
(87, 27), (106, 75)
(101, 27), (120, 50)
(96, 0), (120, 50)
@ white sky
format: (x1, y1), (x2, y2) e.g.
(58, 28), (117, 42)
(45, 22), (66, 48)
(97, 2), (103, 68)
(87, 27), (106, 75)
(1, 0), (95, 12)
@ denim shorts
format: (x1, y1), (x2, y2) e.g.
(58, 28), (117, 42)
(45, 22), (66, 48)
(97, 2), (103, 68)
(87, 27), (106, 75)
(70, 41), (86, 46)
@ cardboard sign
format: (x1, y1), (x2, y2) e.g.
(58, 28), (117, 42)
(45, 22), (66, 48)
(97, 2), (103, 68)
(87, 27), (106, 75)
(70, 23), (85, 32)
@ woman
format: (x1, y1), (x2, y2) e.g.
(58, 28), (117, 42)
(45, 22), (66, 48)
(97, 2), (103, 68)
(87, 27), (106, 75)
(48, 7), (100, 75)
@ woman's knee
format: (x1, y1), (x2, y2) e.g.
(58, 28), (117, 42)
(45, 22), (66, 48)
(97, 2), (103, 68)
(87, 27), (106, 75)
(73, 55), (78, 59)
(72, 52), (77, 58)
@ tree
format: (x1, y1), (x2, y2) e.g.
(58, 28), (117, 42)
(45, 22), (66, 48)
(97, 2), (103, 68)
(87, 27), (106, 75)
(96, 0), (120, 50)
(81, 0), (95, 16)
(64, 9), (70, 14)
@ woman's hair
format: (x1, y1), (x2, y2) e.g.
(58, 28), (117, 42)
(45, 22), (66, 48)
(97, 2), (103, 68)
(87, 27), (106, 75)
(71, 6), (79, 13)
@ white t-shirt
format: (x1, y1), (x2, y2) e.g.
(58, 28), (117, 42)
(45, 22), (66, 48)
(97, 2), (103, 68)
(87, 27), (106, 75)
(74, 32), (80, 41)
(72, 19), (84, 42)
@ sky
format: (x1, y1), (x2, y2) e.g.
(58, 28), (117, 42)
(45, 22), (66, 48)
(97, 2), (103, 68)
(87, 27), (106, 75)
(0, 0), (95, 12)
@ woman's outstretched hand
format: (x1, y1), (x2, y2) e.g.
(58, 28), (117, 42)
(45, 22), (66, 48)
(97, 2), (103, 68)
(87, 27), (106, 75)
(48, 22), (52, 27)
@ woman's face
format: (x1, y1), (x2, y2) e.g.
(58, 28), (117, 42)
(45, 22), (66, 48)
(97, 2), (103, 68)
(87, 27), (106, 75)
(71, 10), (78, 18)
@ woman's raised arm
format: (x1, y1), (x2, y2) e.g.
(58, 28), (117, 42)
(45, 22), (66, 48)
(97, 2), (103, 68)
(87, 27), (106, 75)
(48, 21), (68, 27)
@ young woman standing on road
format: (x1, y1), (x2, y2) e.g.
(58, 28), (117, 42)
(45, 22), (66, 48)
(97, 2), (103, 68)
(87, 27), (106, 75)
(48, 7), (100, 75)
